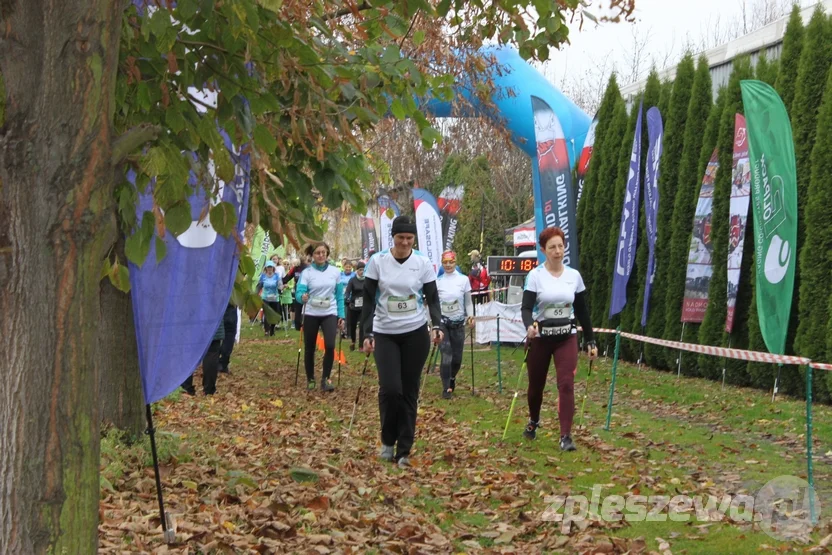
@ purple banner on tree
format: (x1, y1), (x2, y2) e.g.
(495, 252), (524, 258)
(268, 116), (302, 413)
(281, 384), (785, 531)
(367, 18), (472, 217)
(609, 100), (643, 319)
(641, 107), (663, 328)
(129, 135), (250, 404)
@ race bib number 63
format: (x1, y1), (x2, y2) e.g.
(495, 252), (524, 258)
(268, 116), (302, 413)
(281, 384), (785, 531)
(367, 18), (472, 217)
(388, 295), (417, 314)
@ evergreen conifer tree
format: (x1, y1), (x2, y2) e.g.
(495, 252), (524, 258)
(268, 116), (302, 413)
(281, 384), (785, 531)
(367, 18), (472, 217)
(755, 53), (779, 86)
(697, 58), (754, 380)
(782, 6), (832, 396)
(775, 4), (806, 115)
(604, 95), (643, 334)
(625, 70), (662, 361)
(577, 74), (622, 315)
(644, 53), (696, 368)
(796, 67), (832, 401)
(664, 72), (721, 375)
(589, 100), (628, 327)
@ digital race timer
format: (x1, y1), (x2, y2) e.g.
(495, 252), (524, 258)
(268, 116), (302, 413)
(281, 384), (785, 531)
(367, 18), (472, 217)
(486, 256), (539, 276)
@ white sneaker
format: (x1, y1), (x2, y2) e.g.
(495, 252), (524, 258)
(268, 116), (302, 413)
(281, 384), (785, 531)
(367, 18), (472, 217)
(379, 444), (394, 462)
(397, 456), (411, 468)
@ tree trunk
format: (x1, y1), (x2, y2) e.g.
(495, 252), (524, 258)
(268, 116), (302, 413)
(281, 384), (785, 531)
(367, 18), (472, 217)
(0, 1), (123, 552)
(98, 279), (145, 438)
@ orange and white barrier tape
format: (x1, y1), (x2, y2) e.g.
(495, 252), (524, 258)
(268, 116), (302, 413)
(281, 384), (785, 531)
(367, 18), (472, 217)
(582, 327), (811, 366)
(468, 311), (825, 368)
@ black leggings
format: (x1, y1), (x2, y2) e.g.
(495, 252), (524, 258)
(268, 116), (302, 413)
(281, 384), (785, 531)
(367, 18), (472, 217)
(374, 325), (431, 459)
(219, 304), (237, 371)
(293, 301), (304, 330)
(182, 339), (221, 394)
(303, 314), (338, 382)
(348, 307), (364, 345)
(439, 323), (466, 391)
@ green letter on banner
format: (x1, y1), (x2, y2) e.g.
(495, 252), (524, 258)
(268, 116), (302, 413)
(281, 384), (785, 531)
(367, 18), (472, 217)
(739, 80), (798, 355)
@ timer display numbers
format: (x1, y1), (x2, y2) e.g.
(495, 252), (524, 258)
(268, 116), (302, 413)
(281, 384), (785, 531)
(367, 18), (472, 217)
(487, 256), (539, 276)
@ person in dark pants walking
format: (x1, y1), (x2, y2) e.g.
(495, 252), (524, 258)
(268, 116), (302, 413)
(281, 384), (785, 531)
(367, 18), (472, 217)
(520, 227), (597, 451)
(361, 216), (443, 468)
(283, 256), (310, 331)
(218, 303), (238, 373)
(182, 321), (225, 395)
(436, 251), (474, 398)
(296, 242), (345, 391)
(345, 260), (366, 351)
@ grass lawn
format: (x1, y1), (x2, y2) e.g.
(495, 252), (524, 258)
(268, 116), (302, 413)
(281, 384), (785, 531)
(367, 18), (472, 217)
(99, 323), (832, 553)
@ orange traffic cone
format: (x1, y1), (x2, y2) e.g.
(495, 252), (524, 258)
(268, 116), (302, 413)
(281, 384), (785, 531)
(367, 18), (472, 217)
(316, 335), (325, 351)
(339, 350), (347, 365)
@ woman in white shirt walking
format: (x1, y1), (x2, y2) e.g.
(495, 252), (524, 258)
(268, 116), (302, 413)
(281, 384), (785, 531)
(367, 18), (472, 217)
(521, 227), (597, 451)
(296, 242), (345, 392)
(361, 216), (443, 467)
(436, 250), (474, 399)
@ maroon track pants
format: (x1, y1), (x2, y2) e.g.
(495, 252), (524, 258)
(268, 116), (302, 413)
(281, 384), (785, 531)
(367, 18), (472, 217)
(526, 334), (578, 436)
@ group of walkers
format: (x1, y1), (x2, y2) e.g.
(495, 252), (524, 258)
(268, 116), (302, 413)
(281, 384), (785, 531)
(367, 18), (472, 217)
(193, 216), (599, 466)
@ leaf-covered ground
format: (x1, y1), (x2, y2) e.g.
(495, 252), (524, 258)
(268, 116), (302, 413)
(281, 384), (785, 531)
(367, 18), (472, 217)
(99, 325), (832, 553)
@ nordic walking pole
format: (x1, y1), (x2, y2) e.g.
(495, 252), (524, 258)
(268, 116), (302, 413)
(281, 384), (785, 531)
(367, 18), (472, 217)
(346, 351), (373, 444)
(502, 347), (529, 440)
(502, 327), (533, 440)
(421, 343), (439, 396)
(772, 363), (783, 403)
(294, 304), (306, 387)
(470, 322), (476, 395)
(337, 332), (343, 386)
(578, 358), (594, 430)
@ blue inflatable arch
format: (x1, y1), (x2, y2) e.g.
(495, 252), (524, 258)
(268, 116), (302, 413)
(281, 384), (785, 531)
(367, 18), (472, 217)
(424, 46), (591, 263)
(426, 46), (591, 169)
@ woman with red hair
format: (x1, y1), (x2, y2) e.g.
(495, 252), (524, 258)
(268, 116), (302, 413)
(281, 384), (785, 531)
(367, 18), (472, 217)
(521, 227), (597, 451)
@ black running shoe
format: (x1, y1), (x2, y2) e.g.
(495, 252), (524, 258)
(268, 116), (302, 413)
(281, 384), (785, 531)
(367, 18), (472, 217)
(560, 435), (577, 452)
(523, 420), (539, 440)
(442, 389), (452, 399)
(321, 379), (335, 392)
